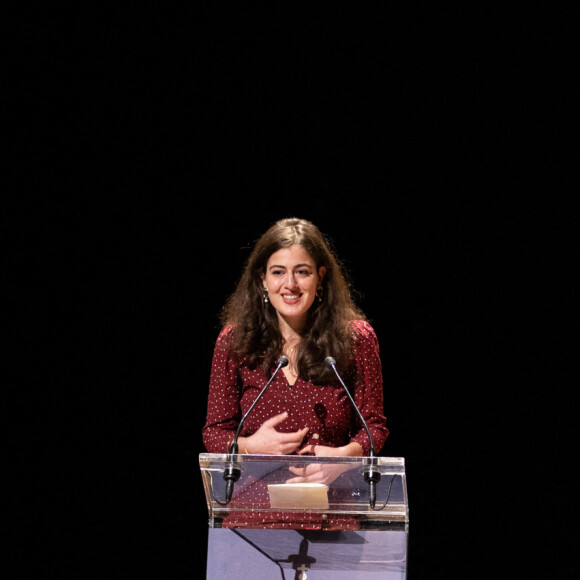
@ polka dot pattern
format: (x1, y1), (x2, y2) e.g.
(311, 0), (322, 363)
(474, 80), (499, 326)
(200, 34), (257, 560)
(202, 320), (389, 456)
(215, 467), (374, 530)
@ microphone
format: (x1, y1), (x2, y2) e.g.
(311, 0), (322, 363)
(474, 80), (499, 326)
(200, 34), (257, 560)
(325, 356), (381, 508)
(223, 355), (289, 504)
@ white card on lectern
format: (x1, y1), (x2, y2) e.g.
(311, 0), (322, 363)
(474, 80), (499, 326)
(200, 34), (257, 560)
(267, 483), (329, 509)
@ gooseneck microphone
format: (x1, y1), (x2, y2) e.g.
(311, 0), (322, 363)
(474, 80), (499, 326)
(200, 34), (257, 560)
(325, 356), (382, 508)
(222, 355), (289, 504)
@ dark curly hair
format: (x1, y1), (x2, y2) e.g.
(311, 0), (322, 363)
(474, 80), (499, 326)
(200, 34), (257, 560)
(220, 217), (367, 383)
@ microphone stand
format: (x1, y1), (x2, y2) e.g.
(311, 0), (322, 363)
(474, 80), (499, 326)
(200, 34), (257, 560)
(325, 356), (381, 508)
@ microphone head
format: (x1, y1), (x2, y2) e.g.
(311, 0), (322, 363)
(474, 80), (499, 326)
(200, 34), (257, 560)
(325, 356), (336, 367)
(278, 355), (289, 368)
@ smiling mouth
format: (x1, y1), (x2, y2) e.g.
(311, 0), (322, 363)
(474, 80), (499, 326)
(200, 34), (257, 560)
(282, 294), (301, 301)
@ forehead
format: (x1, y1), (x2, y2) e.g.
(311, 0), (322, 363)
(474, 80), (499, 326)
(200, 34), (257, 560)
(266, 244), (315, 267)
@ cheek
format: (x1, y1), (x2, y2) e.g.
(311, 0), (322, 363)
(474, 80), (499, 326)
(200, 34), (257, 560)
(301, 281), (317, 295)
(268, 278), (283, 291)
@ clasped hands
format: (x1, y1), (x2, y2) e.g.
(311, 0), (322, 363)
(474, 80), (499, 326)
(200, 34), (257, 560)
(238, 411), (358, 486)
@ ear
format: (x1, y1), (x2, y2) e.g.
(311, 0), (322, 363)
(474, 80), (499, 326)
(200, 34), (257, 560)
(260, 272), (267, 288)
(318, 266), (326, 282)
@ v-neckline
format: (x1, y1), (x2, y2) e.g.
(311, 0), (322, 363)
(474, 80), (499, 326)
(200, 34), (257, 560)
(281, 366), (299, 387)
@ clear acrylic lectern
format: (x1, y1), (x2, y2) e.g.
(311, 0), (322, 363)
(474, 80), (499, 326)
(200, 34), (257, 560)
(200, 453), (409, 578)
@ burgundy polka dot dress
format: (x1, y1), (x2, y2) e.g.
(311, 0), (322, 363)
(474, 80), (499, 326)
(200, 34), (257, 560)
(203, 320), (388, 456)
(202, 321), (389, 530)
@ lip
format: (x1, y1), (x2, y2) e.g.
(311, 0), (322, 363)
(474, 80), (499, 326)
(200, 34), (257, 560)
(281, 293), (302, 304)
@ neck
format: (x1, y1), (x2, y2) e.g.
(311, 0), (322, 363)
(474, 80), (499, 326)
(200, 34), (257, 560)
(277, 313), (306, 340)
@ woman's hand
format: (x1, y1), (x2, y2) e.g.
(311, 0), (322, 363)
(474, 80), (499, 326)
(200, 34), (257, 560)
(286, 461), (356, 486)
(297, 441), (363, 458)
(239, 412), (309, 455)
(285, 442), (362, 485)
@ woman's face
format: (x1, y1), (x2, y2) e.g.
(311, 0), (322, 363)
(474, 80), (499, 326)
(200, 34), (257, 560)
(261, 244), (326, 330)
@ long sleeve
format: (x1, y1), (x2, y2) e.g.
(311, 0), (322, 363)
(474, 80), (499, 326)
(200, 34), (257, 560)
(347, 320), (389, 455)
(202, 327), (242, 453)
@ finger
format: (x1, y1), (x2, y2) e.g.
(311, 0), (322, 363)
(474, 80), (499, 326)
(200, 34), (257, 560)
(285, 476), (307, 484)
(278, 426), (308, 445)
(298, 445), (315, 455)
(289, 465), (314, 478)
(288, 466), (303, 475)
(262, 411), (289, 428)
(285, 426), (309, 444)
(298, 426), (310, 438)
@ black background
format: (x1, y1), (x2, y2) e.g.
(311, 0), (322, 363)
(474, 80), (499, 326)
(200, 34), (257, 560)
(10, 4), (576, 578)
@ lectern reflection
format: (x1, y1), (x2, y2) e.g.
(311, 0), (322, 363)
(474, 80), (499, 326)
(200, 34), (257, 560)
(285, 538), (316, 579)
(206, 528), (407, 579)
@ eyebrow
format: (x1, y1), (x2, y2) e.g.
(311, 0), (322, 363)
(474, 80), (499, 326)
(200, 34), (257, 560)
(268, 263), (313, 270)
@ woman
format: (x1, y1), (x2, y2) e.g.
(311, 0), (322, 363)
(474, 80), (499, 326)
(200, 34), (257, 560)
(202, 217), (388, 461)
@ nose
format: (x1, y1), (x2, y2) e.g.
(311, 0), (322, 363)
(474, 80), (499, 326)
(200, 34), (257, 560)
(284, 272), (299, 289)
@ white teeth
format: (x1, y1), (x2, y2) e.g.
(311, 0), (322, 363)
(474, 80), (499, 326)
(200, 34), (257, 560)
(283, 294), (299, 299)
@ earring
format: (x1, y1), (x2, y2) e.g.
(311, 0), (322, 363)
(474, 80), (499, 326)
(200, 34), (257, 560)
(263, 288), (269, 303)
(316, 285), (323, 302)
